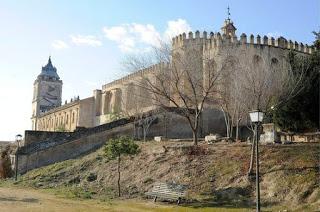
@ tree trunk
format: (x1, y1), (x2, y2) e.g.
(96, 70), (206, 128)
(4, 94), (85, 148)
(221, 107), (230, 138)
(164, 114), (168, 138)
(143, 127), (146, 142)
(192, 113), (200, 146)
(236, 119), (240, 141)
(230, 120), (233, 139)
(137, 126), (140, 140)
(248, 131), (256, 176)
(192, 130), (198, 146)
(117, 155), (121, 197)
(225, 116), (230, 138)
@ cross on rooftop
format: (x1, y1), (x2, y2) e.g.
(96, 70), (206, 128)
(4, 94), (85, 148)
(227, 6), (231, 20)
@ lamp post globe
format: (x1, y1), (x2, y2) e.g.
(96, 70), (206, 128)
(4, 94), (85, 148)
(249, 110), (264, 212)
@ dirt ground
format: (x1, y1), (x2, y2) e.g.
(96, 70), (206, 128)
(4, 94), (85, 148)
(0, 187), (250, 212)
(0, 187), (111, 212)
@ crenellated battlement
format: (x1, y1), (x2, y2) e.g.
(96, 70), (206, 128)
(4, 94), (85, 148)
(102, 62), (169, 90)
(172, 30), (209, 48)
(103, 31), (314, 91)
(172, 31), (315, 55)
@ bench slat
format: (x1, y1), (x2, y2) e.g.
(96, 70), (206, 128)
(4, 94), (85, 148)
(145, 182), (188, 203)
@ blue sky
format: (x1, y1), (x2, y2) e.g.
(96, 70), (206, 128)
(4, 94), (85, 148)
(0, 0), (318, 141)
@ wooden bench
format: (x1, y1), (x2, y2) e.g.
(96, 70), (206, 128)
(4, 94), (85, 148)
(145, 182), (187, 204)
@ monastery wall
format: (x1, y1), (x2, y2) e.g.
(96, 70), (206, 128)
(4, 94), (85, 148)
(36, 100), (80, 132)
(32, 25), (314, 136)
(92, 30), (313, 128)
(94, 64), (167, 125)
(35, 97), (95, 132)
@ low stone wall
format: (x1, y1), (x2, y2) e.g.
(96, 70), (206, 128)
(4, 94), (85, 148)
(18, 122), (134, 173)
(17, 108), (226, 174)
(23, 131), (72, 146)
(279, 132), (320, 142)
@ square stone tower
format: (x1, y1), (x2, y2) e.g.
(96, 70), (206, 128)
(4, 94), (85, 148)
(31, 57), (62, 130)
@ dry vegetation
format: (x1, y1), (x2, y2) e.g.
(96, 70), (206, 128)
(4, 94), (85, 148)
(1, 141), (319, 211)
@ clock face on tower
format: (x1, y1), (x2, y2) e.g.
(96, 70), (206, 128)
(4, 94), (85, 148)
(46, 85), (58, 100)
(42, 84), (60, 105)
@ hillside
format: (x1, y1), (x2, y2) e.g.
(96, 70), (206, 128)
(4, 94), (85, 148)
(0, 142), (12, 150)
(10, 141), (320, 211)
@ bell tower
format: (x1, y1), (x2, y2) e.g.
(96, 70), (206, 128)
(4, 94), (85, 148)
(31, 57), (62, 130)
(221, 6), (237, 37)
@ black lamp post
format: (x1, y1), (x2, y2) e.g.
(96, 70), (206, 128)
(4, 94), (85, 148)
(14, 134), (22, 181)
(249, 110), (264, 212)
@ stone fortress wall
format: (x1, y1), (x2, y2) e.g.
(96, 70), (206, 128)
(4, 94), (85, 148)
(33, 30), (312, 133)
(172, 31), (314, 54)
(92, 30), (312, 128)
(22, 18), (314, 174)
(34, 12), (313, 133)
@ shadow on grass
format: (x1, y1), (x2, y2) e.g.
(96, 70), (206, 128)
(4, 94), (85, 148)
(184, 186), (277, 210)
(0, 197), (39, 203)
(262, 166), (318, 175)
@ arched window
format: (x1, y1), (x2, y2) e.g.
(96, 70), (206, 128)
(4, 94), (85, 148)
(72, 112), (75, 123)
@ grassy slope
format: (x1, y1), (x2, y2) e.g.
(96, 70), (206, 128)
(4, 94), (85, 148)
(5, 141), (319, 211)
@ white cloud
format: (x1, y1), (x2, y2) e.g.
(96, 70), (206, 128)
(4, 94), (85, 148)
(70, 35), (102, 47)
(103, 26), (136, 52)
(164, 19), (192, 40)
(131, 23), (161, 47)
(103, 26), (128, 41)
(51, 40), (69, 50)
(103, 19), (191, 53)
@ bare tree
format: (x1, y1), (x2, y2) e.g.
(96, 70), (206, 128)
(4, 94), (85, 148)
(209, 48), (307, 175)
(137, 115), (157, 141)
(232, 52), (307, 175)
(123, 42), (223, 145)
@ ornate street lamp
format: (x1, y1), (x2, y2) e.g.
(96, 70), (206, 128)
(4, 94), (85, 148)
(249, 110), (264, 212)
(15, 134), (22, 181)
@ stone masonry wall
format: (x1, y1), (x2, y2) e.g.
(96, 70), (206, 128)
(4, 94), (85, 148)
(18, 120), (134, 174)
(17, 108), (227, 174)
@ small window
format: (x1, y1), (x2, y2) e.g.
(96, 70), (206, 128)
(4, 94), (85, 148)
(271, 57), (279, 64)
(253, 55), (262, 64)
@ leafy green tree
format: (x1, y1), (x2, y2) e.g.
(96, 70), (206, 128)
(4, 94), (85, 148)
(103, 136), (139, 197)
(272, 33), (319, 132)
